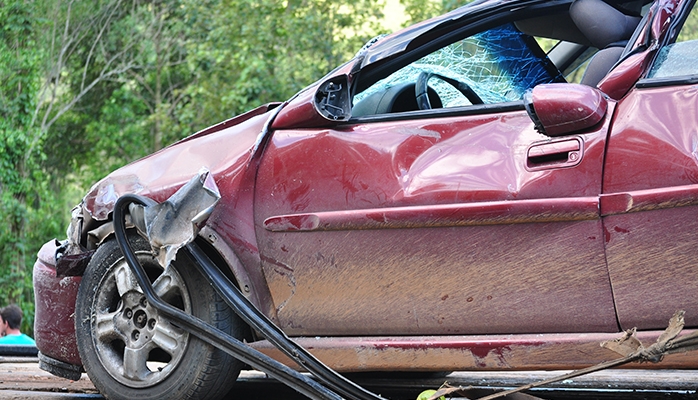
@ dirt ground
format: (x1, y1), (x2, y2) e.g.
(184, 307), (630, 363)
(0, 357), (98, 399)
(2, 356), (697, 400)
(0, 357), (94, 391)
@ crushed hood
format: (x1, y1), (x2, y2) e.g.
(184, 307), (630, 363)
(83, 104), (278, 220)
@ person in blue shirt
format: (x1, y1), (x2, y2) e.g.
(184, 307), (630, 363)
(0, 304), (35, 345)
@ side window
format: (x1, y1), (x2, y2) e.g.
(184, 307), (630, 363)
(352, 23), (563, 117)
(647, 2), (698, 79)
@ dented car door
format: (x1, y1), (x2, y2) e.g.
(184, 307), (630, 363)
(254, 109), (617, 336)
(253, 14), (620, 337)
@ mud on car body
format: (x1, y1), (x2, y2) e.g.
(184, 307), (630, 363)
(33, 0), (698, 399)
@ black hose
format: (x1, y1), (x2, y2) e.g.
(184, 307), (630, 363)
(113, 193), (343, 400)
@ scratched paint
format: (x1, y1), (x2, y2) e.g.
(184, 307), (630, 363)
(255, 98), (614, 337)
(248, 331), (698, 372)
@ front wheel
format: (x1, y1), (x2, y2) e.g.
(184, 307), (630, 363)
(76, 233), (244, 400)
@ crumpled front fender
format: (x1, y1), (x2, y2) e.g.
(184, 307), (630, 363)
(48, 102), (279, 359)
(33, 240), (82, 367)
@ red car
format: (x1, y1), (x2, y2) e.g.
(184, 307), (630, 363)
(33, 0), (698, 398)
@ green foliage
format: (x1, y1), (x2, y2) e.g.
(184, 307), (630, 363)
(0, 0), (62, 335)
(178, 0), (384, 126)
(400, 0), (474, 26)
(6, 0), (696, 342)
(677, 3), (698, 42)
(43, 0), (387, 185)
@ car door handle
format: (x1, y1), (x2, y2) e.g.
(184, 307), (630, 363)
(526, 138), (583, 170)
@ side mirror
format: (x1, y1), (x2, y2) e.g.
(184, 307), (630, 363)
(315, 75), (351, 121)
(271, 74), (351, 129)
(524, 83), (608, 137)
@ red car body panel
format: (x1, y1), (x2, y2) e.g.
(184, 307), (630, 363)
(603, 84), (698, 331)
(32, 0), (698, 378)
(248, 331), (697, 372)
(528, 83), (607, 136)
(33, 240), (82, 365)
(254, 107), (616, 336)
(83, 103), (276, 213)
(597, 0), (677, 99)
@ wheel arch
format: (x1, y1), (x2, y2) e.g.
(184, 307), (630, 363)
(196, 225), (275, 334)
(82, 216), (272, 339)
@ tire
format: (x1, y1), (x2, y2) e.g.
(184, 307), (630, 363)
(76, 233), (244, 400)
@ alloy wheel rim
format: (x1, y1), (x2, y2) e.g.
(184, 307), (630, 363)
(91, 255), (191, 388)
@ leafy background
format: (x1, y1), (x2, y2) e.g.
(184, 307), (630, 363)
(2, 0), (696, 336)
(0, 0), (474, 336)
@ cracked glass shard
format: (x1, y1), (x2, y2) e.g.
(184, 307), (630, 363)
(648, 40), (698, 79)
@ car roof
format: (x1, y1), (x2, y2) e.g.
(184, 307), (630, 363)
(358, 0), (574, 68)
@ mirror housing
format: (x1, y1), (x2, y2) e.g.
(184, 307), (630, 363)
(314, 75), (351, 121)
(524, 83), (607, 137)
(272, 75), (351, 130)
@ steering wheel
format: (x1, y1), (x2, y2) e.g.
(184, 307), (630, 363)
(415, 71), (483, 110)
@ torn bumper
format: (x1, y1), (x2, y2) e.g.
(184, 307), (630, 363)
(31, 169), (222, 381)
(32, 239), (82, 368)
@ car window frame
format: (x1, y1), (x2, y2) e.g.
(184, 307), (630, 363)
(636, 0), (698, 88)
(347, 3), (573, 123)
(354, 23), (563, 109)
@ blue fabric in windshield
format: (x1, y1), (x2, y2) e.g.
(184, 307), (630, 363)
(482, 23), (565, 99)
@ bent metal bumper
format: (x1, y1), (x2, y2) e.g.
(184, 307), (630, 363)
(32, 239), (84, 380)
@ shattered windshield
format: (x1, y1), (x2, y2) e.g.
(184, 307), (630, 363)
(353, 23), (564, 111)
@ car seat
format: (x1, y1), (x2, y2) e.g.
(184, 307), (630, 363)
(570, 0), (642, 86)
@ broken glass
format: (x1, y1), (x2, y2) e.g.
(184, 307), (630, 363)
(647, 3), (698, 79)
(648, 40), (698, 79)
(354, 23), (563, 109)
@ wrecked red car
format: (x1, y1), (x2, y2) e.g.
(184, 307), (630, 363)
(33, 0), (698, 399)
